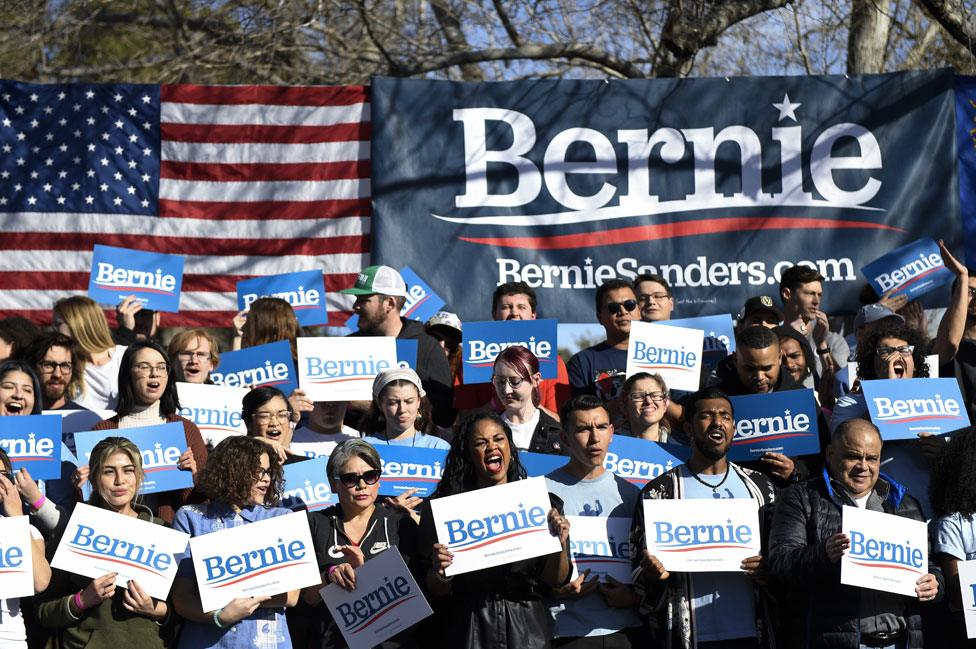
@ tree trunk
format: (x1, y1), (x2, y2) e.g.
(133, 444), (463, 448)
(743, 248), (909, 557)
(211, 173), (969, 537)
(847, 0), (892, 73)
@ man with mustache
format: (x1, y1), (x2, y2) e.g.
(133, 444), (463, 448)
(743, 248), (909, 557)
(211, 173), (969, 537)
(21, 332), (84, 410)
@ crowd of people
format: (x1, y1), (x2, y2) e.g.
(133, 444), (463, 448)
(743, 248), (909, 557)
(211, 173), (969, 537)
(2, 250), (976, 649)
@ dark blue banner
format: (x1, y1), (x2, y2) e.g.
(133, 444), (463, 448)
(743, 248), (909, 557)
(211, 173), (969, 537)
(372, 71), (960, 320)
(957, 76), (976, 266)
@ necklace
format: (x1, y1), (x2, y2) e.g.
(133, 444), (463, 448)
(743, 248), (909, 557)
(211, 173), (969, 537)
(686, 465), (730, 496)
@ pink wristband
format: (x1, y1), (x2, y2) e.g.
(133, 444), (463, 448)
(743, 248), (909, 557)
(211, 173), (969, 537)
(73, 591), (86, 612)
(31, 495), (45, 511)
(327, 565), (339, 582)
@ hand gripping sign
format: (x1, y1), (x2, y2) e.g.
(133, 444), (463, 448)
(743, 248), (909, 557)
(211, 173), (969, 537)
(840, 505), (928, 597)
(642, 499), (761, 572)
(88, 244), (184, 312)
(176, 382), (249, 448)
(626, 322), (704, 393)
(861, 237), (954, 301)
(51, 503), (190, 600)
(236, 270), (328, 327)
(0, 414), (61, 480)
(298, 337), (398, 401)
(189, 510), (321, 612)
(430, 476), (562, 576)
(0, 517), (35, 599)
(321, 547), (433, 649)
(862, 378), (971, 440)
(461, 319), (559, 384)
(566, 516), (632, 583)
(74, 423), (194, 495)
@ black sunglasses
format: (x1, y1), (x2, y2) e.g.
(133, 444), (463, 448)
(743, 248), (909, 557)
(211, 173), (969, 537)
(337, 469), (381, 488)
(606, 299), (638, 315)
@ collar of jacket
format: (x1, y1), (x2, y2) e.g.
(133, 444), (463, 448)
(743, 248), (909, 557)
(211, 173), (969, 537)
(820, 466), (906, 509)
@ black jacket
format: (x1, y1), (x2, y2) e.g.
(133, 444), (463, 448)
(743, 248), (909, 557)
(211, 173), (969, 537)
(527, 409), (564, 455)
(768, 470), (943, 649)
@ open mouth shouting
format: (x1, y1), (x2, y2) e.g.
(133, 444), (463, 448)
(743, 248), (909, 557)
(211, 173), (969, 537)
(1, 399), (26, 415)
(484, 450), (505, 475)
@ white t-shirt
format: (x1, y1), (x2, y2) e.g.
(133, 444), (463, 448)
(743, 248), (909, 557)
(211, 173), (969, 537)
(0, 524), (41, 649)
(76, 344), (128, 411)
(502, 409), (540, 451)
(289, 425), (359, 459)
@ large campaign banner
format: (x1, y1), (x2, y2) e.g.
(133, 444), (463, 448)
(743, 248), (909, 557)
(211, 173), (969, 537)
(371, 71), (960, 320)
(957, 76), (976, 266)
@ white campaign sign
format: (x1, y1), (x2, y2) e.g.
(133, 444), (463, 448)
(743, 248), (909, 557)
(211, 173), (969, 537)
(321, 547), (433, 649)
(50, 504), (189, 600)
(626, 322), (704, 392)
(958, 559), (976, 638)
(840, 505), (927, 597)
(189, 510), (321, 611)
(430, 477), (562, 576)
(566, 516), (632, 583)
(298, 337), (398, 401)
(176, 382), (249, 447)
(642, 499), (760, 572)
(0, 516), (34, 599)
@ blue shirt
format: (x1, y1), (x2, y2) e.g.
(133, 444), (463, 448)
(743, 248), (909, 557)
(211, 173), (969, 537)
(173, 503), (294, 649)
(932, 512), (976, 560)
(678, 464), (757, 643)
(361, 432), (450, 450)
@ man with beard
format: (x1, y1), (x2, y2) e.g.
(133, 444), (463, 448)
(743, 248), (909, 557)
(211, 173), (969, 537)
(630, 387), (777, 649)
(20, 332), (84, 410)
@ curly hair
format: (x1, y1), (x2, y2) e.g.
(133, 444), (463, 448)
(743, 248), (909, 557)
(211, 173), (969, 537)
(431, 411), (526, 499)
(931, 427), (976, 518)
(855, 321), (929, 381)
(198, 435), (284, 508)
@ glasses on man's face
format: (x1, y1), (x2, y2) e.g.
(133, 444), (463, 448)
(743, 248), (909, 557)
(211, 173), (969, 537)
(628, 391), (668, 404)
(492, 376), (525, 390)
(177, 351), (210, 361)
(637, 293), (671, 304)
(38, 361), (72, 374)
(605, 299), (638, 315)
(337, 469), (381, 488)
(251, 411), (293, 426)
(133, 362), (169, 376)
(876, 345), (915, 358)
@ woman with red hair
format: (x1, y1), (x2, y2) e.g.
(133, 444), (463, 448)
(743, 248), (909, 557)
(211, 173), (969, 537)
(490, 345), (563, 454)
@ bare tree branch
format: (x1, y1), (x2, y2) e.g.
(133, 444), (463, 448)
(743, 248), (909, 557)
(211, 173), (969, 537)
(916, 0), (976, 58)
(492, 0), (523, 46)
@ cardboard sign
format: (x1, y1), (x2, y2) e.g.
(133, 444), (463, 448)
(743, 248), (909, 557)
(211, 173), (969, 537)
(727, 389), (821, 461)
(237, 270), (328, 327)
(660, 314), (735, 370)
(376, 446), (447, 498)
(321, 547), (433, 649)
(50, 503), (189, 600)
(430, 477), (561, 576)
(522, 437), (688, 488)
(957, 559), (976, 638)
(862, 378), (970, 439)
(298, 337), (398, 401)
(210, 340), (298, 396)
(461, 319), (559, 384)
(840, 505), (927, 597)
(642, 498), (760, 572)
(400, 267), (447, 323)
(88, 244), (184, 312)
(0, 516), (34, 599)
(0, 414), (62, 479)
(862, 238), (954, 301)
(74, 423), (194, 495)
(176, 382), (248, 447)
(282, 457), (338, 512)
(626, 322), (704, 392)
(566, 516), (632, 583)
(189, 510), (320, 611)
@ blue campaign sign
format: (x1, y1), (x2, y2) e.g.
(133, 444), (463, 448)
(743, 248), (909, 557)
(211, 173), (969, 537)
(462, 319), (558, 384)
(521, 451), (565, 478)
(0, 415), (61, 479)
(400, 267), (447, 322)
(88, 244), (184, 312)
(728, 389), (821, 461)
(237, 270), (327, 327)
(524, 436), (688, 487)
(74, 423), (194, 494)
(862, 378), (971, 440)
(396, 339), (418, 371)
(659, 314), (735, 370)
(282, 457), (337, 512)
(375, 445), (447, 498)
(209, 340), (298, 395)
(861, 238), (954, 301)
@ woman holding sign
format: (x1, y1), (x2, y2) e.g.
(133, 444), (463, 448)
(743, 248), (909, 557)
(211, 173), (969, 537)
(362, 369), (450, 450)
(416, 411), (571, 649)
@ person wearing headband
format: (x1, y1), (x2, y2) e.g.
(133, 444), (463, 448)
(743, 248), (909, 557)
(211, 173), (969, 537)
(361, 368), (450, 450)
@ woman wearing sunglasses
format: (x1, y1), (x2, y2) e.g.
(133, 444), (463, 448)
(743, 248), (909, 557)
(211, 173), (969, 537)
(301, 439), (420, 649)
(489, 345), (562, 454)
(361, 368), (449, 450)
(171, 435), (299, 649)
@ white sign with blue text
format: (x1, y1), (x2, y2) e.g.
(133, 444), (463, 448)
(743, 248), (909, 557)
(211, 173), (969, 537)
(840, 505), (927, 597)
(282, 456), (338, 512)
(51, 503), (189, 600)
(321, 547), (433, 649)
(237, 270), (328, 327)
(0, 517), (34, 599)
(177, 382), (249, 448)
(190, 510), (321, 612)
(400, 267), (446, 323)
(626, 322), (704, 393)
(462, 319), (559, 384)
(956, 558), (976, 638)
(567, 516), (632, 583)
(376, 446), (447, 498)
(728, 389), (821, 461)
(659, 314), (735, 370)
(298, 336), (398, 401)
(210, 340), (298, 395)
(88, 244), (184, 312)
(431, 476), (561, 576)
(0, 414), (62, 480)
(862, 378), (970, 439)
(861, 238), (954, 301)
(643, 498), (760, 572)
(74, 423), (193, 494)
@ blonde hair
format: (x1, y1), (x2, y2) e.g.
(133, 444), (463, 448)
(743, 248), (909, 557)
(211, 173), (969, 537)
(87, 436), (144, 510)
(52, 296), (114, 357)
(167, 329), (221, 369)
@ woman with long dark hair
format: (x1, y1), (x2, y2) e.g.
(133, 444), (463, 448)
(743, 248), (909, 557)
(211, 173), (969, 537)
(243, 386), (306, 464)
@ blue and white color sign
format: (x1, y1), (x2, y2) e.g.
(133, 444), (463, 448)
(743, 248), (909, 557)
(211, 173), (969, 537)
(396, 339), (418, 371)
(462, 319), (558, 384)
(840, 505), (927, 597)
(400, 267), (447, 323)
(376, 446), (447, 498)
(298, 337), (398, 401)
(566, 516), (632, 583)
(282, 457), (337, 512)
(626, 321), (704, 393)
(861, 238), (954, 301)
(0, 516), (33, 599)
(210, 340), (298, 396)
(237, 270), (328, 327)
(88, 244), (184, 312)
(659, 314), (735, 370)
(74, 423), (193, 495)
(525, 436), (688, 487)
(0, 414), (61, 479)
(862, 378), (970, 439)
(176, 382), (248, 448)
(728, 389), (821, 461)
(957, 558), (976, 638)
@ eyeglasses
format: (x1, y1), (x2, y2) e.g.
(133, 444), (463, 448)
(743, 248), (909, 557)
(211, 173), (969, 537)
(37, 360), (72, 374)
(628, 391), (668, 404)
(133, 362), (169, 376)
(177, 351), (210, 361)
(254, 467), (272, 480)
(337, 469), (381, 488)
(637, 293), (671, 304)
(605, 299), (638, 315)
(876, 345), (914, 357)
(491, 376), (525, 390)
(251, 411), (293, 426)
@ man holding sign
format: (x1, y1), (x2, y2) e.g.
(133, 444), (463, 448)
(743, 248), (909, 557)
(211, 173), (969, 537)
(630, 387), (777, 649)
(769, 419), (940, 649)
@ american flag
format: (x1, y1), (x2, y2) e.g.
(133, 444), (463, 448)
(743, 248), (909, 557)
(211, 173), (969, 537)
(0, 81), (369, 327)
